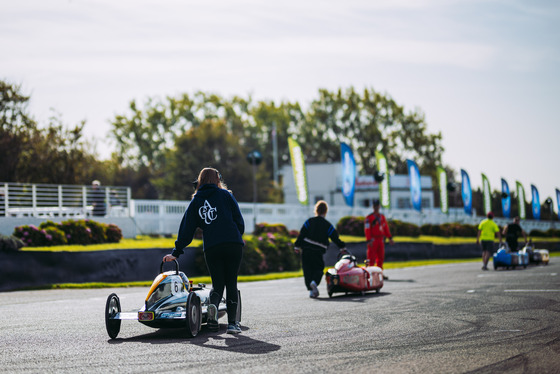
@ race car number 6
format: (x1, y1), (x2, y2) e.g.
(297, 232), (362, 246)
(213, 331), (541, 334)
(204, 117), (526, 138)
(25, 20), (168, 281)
(171, 279), (181, 295)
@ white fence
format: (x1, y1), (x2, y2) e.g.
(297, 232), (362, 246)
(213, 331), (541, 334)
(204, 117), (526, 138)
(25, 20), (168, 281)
(130, 199), (560, 236)
(1, 182), (557, 237)
(0, 182), (131, 218)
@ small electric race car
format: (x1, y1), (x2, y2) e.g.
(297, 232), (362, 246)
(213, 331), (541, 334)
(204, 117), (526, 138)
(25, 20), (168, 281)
(521, 242), (550, 265)
(492, 246), (529, 270)
(325, 251), (384, 298)
(104, 260), (241, 339)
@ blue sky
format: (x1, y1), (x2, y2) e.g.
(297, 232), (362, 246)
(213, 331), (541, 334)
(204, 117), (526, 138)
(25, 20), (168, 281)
(1, 0), (559, 207)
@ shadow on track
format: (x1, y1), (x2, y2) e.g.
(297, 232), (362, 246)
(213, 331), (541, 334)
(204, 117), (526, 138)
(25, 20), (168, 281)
(312, 292), (392, 302)
(108, 326), (280, 355)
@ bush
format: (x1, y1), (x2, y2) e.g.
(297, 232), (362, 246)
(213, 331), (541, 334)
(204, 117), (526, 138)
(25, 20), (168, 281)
(388, 220), (420, 237)
(0, 234), (25, 251)
(253, 233), (299, 273)
(84, 220), (107, 244)
(105, 224), (123, 243)
(288, 230), (299, 238)
(253, 223), (289, 236)
(13, 219), (123, 246)
(336, 216), (365, 236)
(59, 219), (93, 245)
(546, 228), (560, 238)
(529, 229), (547, 237)
(13, 225), (55, 247)
(239, 240), (267, 275)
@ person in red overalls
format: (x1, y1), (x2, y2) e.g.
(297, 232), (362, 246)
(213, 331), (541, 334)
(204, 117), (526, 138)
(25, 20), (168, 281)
(364, 199), (394, 279)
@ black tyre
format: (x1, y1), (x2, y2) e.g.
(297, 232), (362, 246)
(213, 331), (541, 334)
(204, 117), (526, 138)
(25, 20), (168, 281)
(236, 290), (242, 323)
(105, 293), (121, 339)
(493, 262), (497, 270)
(185, 292), (201, 338)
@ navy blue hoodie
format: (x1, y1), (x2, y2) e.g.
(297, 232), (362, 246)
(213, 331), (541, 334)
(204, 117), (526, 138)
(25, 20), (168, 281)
(172, 184), (245, 257)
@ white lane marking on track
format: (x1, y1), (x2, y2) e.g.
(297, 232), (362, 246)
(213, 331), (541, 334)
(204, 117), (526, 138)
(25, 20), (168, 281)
(504, 290), (560, 292)
(477, 273), (557, 278)
(466, 290), (475, 293)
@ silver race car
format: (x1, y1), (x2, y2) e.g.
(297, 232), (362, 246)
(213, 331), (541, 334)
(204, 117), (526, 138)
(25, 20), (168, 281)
(105, 260), (241, 339)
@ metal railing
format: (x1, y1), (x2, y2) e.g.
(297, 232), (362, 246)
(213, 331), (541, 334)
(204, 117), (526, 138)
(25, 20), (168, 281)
(0, 182), (131, 218)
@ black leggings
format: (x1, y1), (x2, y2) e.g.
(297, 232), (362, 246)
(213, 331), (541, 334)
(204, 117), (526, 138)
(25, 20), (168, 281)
(301, 248), (324, 290)
(204, 243), (243, 324)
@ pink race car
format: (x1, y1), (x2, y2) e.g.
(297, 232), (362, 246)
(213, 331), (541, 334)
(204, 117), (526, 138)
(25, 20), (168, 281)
(325, 252), (384, 297)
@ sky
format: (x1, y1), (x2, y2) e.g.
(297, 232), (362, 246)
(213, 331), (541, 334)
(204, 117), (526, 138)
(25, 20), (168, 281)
(1, 0), (559, 206)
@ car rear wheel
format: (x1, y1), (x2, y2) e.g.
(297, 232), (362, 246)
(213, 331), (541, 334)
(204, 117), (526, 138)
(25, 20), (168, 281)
(105, 293), (121, 339)
(236, 290), (242, 323)
(185, 292), (201, 338)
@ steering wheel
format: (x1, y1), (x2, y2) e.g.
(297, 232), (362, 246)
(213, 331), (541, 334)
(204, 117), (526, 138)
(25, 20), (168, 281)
(160, 259), (179, 275)
(337, 249), (353, 261)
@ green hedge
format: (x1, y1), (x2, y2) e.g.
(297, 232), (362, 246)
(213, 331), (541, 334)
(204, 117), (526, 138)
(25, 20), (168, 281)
(335, 216), (493, 238)
(336, 216), (365, 237)
(194, 225), (300, 276)
(13, 219), (123, 247)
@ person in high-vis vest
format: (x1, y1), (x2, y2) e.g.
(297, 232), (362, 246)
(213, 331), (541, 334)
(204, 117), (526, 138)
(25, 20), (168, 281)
(364, 199), (393, 279)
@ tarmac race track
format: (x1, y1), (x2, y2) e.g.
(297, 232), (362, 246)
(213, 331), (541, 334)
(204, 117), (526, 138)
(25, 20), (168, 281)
(1, 261), (559, 374)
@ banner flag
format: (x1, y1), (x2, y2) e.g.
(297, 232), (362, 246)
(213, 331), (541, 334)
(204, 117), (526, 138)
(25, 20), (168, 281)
(437, 166), (448, 213)
(340, 142), (356, 207)
(287, 138), (309, 206)
(406, 159), (422, 212)
(516, 181), (526, 219)
(461, 169), (472, 215)
(531, 184), (540, 220)
(556, 188), (560, 220)
(481, 173), (492, 215)
(501, 178), (511, 219)
(375, 151), (390, 209)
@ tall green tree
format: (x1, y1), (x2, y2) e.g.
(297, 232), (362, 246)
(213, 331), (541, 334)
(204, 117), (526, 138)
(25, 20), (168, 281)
(153, 119), (267, 202)
(0, 81), (37, 182)
(299, 87), (444, 177)
(1, 80), (107, 184)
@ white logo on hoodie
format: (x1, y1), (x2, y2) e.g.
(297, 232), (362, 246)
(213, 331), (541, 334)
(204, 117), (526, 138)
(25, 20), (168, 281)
(199, 200), (217, 224)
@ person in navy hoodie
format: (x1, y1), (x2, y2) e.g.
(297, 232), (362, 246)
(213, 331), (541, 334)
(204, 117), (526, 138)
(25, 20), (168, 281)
(163, 167), (245, 334)
(294, 200), (346, 298)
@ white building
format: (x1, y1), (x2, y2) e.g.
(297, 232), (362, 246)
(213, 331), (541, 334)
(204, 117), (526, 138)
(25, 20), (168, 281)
(280, 162), (434, 209)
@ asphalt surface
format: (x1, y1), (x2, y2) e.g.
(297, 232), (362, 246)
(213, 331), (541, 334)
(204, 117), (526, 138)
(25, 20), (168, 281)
(1, 261), (559, 374)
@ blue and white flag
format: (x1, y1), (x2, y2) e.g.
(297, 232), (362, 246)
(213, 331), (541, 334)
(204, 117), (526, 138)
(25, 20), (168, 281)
(407, 159), (422, 212)
(340, 142), (356, 207)
(501, 178), (511, 218)
(556, 188), (560, 220)
(461, 169), (472, 215)
(531, 184), (540, 220)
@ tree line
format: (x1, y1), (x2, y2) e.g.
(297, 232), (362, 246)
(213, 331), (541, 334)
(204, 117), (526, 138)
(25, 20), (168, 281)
(9, 78), (541, 218)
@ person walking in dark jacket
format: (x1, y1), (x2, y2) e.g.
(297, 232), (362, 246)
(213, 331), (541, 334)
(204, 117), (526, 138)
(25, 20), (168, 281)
(163, 167), (245, 334)
(294, 200), (346, 298)
(503, 216), (527, 252)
